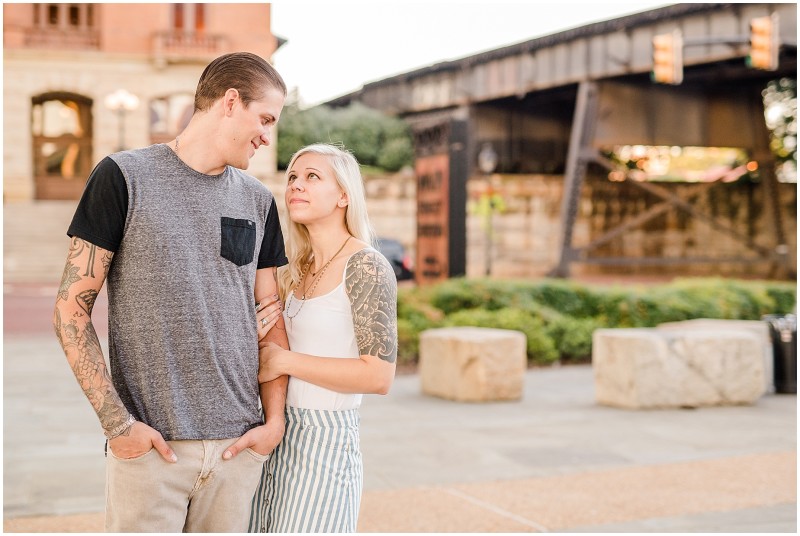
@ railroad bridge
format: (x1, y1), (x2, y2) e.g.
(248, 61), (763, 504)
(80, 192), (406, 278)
(330, 3), (797, 281)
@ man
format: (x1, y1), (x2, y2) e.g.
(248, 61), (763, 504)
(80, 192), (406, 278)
(53, 52), (288, 532)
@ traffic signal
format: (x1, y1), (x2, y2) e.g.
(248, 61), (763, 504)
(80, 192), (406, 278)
(748, 13), (779, 70)
(651, 30), (683, 85)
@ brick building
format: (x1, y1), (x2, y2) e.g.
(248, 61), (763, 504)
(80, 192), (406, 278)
(3, 3), (282, 201)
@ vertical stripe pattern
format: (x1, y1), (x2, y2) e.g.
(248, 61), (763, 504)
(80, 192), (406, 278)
(249, 407), (363, 533)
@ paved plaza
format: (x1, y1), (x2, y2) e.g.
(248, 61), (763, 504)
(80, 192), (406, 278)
(3, 283), (797, 532)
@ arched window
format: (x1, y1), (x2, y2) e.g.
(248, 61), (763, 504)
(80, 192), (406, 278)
(31, 92), (93, 200)
(150, 93), (194, 144)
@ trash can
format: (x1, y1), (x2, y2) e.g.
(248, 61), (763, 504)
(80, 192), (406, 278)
(762, 314), (797, 394)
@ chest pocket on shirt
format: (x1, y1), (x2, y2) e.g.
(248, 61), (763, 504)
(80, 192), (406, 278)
(220, 217), (256, 266)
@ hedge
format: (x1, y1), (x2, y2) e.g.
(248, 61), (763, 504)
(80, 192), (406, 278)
(396, 277), (796, 366)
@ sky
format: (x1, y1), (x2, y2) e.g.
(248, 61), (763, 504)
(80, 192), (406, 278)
(270, 1), (673, 107)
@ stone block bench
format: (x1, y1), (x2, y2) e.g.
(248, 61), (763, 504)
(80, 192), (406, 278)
(656, 319), (774, 393)
(419, 327), (526, 402)
(593, 328), (765, 409)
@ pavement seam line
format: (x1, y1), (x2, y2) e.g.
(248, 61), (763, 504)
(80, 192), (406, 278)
(442, 487), (550, 532)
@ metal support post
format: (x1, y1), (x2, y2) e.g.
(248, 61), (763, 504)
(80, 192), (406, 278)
(549, 81), (600, 278)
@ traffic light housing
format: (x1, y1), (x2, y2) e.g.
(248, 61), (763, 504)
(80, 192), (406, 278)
(652, 30), (683, 85)
(748, 13), (779, 70)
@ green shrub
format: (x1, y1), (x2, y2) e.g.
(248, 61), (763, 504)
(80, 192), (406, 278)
(443, 307), (559, 365)
(765, 284), (797, 314)
(428, 278), (508, 313)
(397, 318), (420, 366)
(591, 287), (634, 327)
(431, 278), (550, 311)
(395, 277), (796, 366)
(525, 279), (603, 318)
(545, 315), (604, 362)
(624, 287), (704, 327)
(427, 280), (485, 313)
(396, 291), (444, 364)
(513, 298), (565, 323)
(667, 278), (790, 320)
(592, 279), (795, 327)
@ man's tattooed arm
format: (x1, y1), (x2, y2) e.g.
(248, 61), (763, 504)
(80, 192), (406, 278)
(344, 249), (398, 363)
(53, 238), (131, 436)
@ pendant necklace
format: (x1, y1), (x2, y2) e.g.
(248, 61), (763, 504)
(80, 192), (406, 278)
(285, 235), (352, 326)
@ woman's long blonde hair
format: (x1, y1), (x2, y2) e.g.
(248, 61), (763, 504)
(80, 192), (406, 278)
(278, 143), (375, 300)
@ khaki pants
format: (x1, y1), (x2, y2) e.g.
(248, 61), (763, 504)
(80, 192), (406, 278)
(105, 438), (269, 533)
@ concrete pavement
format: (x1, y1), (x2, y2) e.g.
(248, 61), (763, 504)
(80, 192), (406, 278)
(3, 284), (797, 532)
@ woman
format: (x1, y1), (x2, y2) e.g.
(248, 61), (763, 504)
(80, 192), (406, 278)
(249, 143), (397, 533)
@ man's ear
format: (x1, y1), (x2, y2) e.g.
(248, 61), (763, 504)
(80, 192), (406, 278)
(222, 88), (240, 116)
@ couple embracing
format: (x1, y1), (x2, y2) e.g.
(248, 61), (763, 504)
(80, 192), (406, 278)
(53, 52), (397, 533)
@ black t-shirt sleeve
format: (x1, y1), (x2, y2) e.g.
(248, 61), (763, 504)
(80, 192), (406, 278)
(67, 157), (129, 252)
(257, 201), (288, 269)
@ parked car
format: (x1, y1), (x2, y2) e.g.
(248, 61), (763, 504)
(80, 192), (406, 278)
(376, 237), (414, 281)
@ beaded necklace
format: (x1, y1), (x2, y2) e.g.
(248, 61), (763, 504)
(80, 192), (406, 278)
(285, 236), (352, 325)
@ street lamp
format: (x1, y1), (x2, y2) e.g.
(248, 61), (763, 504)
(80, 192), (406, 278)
(104, 89), (140, 152)
(477, 143), (498, 277)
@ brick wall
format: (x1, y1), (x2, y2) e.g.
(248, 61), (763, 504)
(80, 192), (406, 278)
(312, 170), (797, 280)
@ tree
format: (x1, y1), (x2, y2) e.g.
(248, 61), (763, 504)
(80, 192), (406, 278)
(762, 78), (797, 183)
(277, 102), (413, 171)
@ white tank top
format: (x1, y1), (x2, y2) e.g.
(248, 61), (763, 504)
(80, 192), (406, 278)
(282, 250), (368, 410)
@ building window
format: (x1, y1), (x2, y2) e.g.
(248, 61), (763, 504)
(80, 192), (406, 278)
(36, 4), (96, 29)
(173, 4), (184, 30)
(195, 4), (205, 32)
(31, 93), (94, 200)
(48, 5), (58, 25)
(150, 93), (194, 143)
(172, 4), (205, 32)
(69, 4), (80, 26)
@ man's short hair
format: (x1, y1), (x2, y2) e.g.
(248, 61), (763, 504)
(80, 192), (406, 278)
(194, 52), (287, 112)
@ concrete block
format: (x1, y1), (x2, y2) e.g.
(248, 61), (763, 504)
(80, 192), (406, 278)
(657, 319), (774, 393)
(419, 327), (526, 402)
(593, 328), (765, 409)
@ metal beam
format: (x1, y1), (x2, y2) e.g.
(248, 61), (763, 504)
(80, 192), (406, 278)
(549, 81), (599, 278)
(580, 201), (672, 253)
(592, 155), (777, 260)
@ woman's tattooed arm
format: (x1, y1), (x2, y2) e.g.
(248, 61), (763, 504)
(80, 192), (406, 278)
(344, 249), (398, 363)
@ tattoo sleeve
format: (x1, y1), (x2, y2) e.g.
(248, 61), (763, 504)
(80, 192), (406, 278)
(344, 249), (398, 363)
(57, 240), (83, 302)
(54, 238), (129, 434)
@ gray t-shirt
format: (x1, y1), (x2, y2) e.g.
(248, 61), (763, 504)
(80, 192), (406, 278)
(68, 144), (287, 440)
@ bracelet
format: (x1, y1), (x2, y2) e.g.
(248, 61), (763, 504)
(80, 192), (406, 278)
(104, 414), (136, 440)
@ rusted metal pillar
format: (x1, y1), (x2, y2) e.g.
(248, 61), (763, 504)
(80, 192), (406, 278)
(550, 81), (600, 278)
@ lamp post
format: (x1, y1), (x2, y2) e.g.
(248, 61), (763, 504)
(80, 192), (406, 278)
(477, 142), (498, 277)
(104, 89), (140, 152)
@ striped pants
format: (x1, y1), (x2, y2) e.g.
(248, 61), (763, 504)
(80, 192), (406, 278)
(249, 406), (363, 533)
